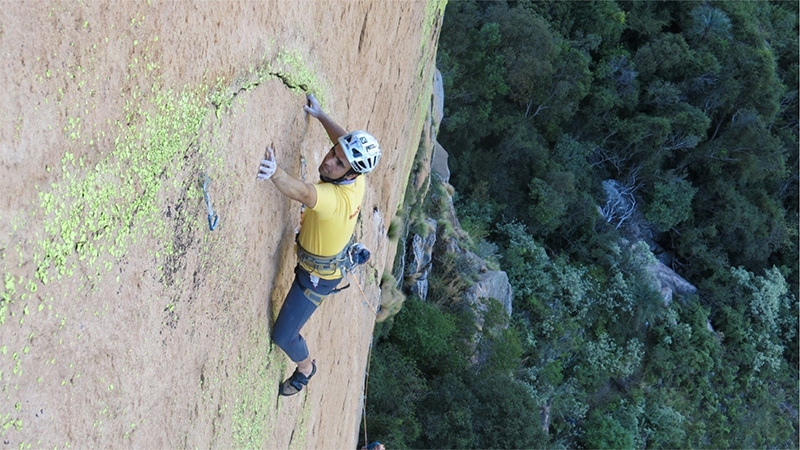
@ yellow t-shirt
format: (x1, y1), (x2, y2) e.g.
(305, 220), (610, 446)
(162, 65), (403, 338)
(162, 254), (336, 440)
(297, 176), (365, 279)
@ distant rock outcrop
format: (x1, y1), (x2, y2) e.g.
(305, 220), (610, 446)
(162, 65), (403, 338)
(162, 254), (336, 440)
(465, 270), (514, 317)
(404, 218), (437, 300)
(402, 66), (513, 322)
(431, 141), (450, 184)
(600, 179), (699, 306)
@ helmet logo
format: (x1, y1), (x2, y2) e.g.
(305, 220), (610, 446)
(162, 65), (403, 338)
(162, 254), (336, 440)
(339, 130), (382, 174)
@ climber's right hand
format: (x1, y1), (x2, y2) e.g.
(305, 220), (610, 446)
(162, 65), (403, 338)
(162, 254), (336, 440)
(303, 93), (323, 118)
(257, 146), (277, 181)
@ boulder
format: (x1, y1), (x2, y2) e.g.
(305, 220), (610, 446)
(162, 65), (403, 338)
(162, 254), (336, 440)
(464, 266), (513, 366)
(464, 269), (513, 317)
(646, 259), (698, 306)
(431, 141), (450, 183)
(430, 69), (450, 183)
(432, 68), (444, 132)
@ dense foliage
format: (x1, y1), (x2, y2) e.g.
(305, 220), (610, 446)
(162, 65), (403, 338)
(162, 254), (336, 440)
(363, 1), (797, 448)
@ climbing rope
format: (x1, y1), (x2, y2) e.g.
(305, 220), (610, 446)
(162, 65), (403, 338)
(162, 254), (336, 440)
(202, 173), (219, 231)
(345, 268), (380, 449)
(362, 338), (375, 450)
(348, 271), (380, 315)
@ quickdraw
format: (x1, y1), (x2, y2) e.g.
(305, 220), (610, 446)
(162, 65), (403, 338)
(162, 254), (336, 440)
(202, 174), (219, 231)
(295, 155), (308, 236)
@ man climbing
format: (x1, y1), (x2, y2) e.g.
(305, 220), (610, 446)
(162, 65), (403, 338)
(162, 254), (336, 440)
(257, 93), (381, 396)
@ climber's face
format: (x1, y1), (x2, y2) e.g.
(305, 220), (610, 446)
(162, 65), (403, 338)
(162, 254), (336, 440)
(319, 143), (354, 181)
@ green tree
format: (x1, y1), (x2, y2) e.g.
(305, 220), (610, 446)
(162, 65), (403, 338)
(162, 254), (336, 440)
(469, 370), (546, 449)
(485, 2), (593, 135)
(686, 4), (732, 44)
(388, 296), (468, 377)
(413, 373), (478, 449)
(437, 1), (508, 150)
(362, 344), (427, 449)
(640, 399), (687, 449)
(644, 176), (698, 232)
(714, 266), (796, 376)
(582, 401), (637, 450)
(528, 0), (626, 54)
(634, 33), (699, 84)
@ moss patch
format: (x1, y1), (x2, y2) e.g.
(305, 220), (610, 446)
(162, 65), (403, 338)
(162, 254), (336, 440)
(210, 48), (330, 119)
(231, 331), (284, 448)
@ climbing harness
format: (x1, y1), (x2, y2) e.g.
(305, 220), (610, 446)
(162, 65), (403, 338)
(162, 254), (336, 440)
(299, 249), (374, 308)
(202, 174), (219, 231)
(296, 239), (351, 278)
(296, 238), (371, 278)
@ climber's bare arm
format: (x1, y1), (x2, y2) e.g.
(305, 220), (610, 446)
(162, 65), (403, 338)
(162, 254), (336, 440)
(258, 146), (317, 208)
(271, 166), (317, 208)
(304, 93), (347, 143)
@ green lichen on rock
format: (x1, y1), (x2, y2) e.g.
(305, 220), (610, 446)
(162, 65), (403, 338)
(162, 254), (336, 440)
(12, 27), (293, 310)
(32, 81), (212, 288)
(423, 0), (448, 48)
(231, 333), (284, 448)
(210, 48), (329, 118)
(271, 49), (328, 100)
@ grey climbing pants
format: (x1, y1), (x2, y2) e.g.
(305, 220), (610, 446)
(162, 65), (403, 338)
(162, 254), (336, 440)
(271, 265), (342, 362)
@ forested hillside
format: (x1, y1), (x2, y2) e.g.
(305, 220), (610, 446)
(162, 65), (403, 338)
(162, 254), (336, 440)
(364, 1), (798, 448)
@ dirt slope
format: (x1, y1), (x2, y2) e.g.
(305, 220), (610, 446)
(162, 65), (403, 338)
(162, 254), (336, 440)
(0, 1), (444, 448)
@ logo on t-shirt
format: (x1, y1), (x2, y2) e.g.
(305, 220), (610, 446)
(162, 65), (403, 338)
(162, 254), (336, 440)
(349, 205), (361, 220)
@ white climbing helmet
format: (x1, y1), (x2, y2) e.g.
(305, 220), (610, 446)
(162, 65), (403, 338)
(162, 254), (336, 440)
(338, 130), (382, 174)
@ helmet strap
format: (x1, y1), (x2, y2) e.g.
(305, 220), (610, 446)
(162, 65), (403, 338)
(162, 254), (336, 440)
(320, 169), (358, 185)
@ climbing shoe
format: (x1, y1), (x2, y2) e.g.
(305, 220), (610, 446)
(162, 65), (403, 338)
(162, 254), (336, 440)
(279, 361), (316, 396)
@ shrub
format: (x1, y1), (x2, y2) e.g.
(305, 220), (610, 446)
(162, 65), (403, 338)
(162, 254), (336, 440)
(362, 343), (428, 449)
(388, 296), (468, 376)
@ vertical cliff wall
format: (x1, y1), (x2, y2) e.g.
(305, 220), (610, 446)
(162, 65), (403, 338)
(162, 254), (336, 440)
(0, 1), (445, 447)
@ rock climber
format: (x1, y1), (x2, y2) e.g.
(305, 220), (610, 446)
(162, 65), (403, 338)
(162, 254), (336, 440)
(257, 93), (382, 396)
